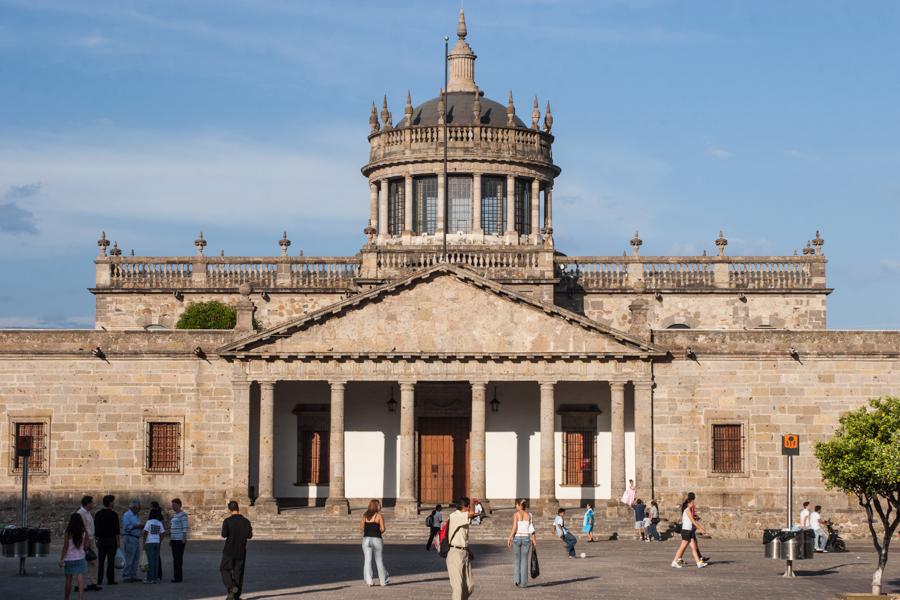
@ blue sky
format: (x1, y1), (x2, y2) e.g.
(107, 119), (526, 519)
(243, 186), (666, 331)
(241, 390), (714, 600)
(0, 0), (898, 329)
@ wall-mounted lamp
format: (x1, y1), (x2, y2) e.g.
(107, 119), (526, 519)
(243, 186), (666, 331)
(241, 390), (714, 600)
(738, 292), (747, 303)
(490, 388), (501, 413)
(91, 347), (106, 360)
(193, 346), (206, 359)
(685, 347), (697, 361)
(260, 291), (270, 302)
(789, 347), (800, 361)
(173, 290), (184, 301)
(654, 291), (663, 302)
(386, 389), (397, 412)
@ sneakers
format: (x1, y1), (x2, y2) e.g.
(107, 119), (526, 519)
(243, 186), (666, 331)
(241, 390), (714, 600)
(697, 561), (708, 568)
(671, 560), (684, 568)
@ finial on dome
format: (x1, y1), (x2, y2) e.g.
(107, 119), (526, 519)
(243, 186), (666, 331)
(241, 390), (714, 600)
(457, 6), (467, 39)
(630, 230), (643, 256)
(380, 95), (392, 129)
(715, 230), (728, 256)
(279, 231), (291, 256)
(369, 101), (380, 132)
(544, 101), (553, 133)
(437, 88), (446, 125)
(404, 91), (413, 123)
(472, 87), (481, 123)
(109, 241), (121, 256)
(506, 91), (516, 127)
(97, 231), (110, 257)
(194, 231), (207, 256)
(531, 96), (540, 130)
(812, 229), (825, 255)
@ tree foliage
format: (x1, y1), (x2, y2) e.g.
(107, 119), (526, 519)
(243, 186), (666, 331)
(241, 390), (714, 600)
(815, 396), (900, 595)
(175, 301), (237, 330)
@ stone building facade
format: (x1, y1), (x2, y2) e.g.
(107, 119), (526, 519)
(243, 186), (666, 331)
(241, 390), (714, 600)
(2, 10), (897, 538)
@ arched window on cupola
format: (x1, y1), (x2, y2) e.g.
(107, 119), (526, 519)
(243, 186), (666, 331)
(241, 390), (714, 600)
(413, 176), (437, 235)
(481, 175), (506, 235)
(448, 175), (472, 234)
(388, 179), (405, 236)
(514, 178), (532, 235)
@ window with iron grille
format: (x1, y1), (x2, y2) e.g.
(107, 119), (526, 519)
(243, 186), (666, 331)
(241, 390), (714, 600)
(447, 175), (472, 233)
(146, 421), (181, 473)
(13, 422), (47, 473)
(413, 176), (437, 235)
(388, 179), (405, 236)
(711, 424), (743, 473)
(562, 430), (596, 486)
(298, 430), (330, 485)
(481, 176), (506, 235)
(514, 179), (531, 234)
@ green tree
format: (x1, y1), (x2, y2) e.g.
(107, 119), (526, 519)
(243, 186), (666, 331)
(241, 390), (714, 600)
(815, 396), (900, 595)
(175, 301), (237, 329)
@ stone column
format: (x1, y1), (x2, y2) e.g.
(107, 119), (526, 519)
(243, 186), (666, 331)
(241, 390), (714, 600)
(396, 381), (418, 516)
(369, 182), (378, 231)
(403, 175), (414, 235)
(544, 184), (553, 232)
(610, 381), (626, 499)
(257, 381), (277, 511)
(436, 173), (446, 237)
(633, 381), (653, 496)
(378, 179), (389, 238)
(472, 173), (482, 234)
(325, 381), (350, 515)
(230, 379), (252, 503)
(530, 181), (541, 239)
(539, 381), (559, 515)
(505, 174), (517, 237)
(470, 381), (488, 511)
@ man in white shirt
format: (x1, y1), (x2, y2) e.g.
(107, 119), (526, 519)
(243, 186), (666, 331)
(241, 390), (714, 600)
(446, 497), (475, 600)
(799, 501), (810, 528)
(810, 505), (827, 552)
(77, 495), (100, 591)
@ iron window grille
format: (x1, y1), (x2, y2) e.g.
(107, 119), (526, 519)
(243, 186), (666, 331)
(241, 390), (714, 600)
(13, 422), (46, 473)
(447, 175), (472, 233)
(514, 179), (531, 234)
(481, 176), (506, 235)
(562, 430), (596, 486)
(146, 421), (182, 473)
(298, 430), (330, 485)
(387, 179), (405, 236)
(711, 423), (743, 473)
(413, 176), (437, 235)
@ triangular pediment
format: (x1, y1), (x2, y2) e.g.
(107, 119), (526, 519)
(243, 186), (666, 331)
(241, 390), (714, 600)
(218, 265), (667, 359)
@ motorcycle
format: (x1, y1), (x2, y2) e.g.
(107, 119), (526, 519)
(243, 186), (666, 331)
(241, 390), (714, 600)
(823, 520), (847, 552)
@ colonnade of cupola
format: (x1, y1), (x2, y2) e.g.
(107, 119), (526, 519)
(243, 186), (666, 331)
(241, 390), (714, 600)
(360, 8), (562, 248)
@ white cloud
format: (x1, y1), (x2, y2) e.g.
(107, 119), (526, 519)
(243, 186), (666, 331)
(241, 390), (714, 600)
(709, 147), (733, 159)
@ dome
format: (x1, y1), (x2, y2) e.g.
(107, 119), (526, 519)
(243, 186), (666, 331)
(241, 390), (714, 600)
(397, 92), (528, 129)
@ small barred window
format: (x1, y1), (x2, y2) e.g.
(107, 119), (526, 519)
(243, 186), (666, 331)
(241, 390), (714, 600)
(13, 422), (47, 473)
(712, 424), (743, 473)
(147, 421), (182, 473)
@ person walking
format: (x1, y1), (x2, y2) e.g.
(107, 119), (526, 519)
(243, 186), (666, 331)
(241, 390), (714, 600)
(799, 501), (811, 529)
(634, 499), (646, 541)
(169, 498), (189, 582)
(810, 505), (827, 552)
(76, 495), (100, 592)
(59, 512), (88, 600)
(94, 494), (120, 586)
(671, 492), (707, 569)
(581, 503), (595, 542)
(507, 498), (536, 588)
(646, 500), (662, 542)
(360, 499), (389, 586)
(149, 500), (164, 579)
(446, 496), (475, 600)
(621, 479), (636, 507)
(221, 500), (253, 600)
(425, 504), (443, 551)
(121, 500), (143, 583)
(553, 508), (577, 558)
(141, 506), (165, 584)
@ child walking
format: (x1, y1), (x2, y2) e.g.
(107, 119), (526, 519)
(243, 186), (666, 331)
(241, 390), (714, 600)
(59, 512), (88, 600)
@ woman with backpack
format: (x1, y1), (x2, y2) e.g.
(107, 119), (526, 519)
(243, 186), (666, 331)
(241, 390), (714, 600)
(506, 498), (537, 588)
(425, 504), (443, 551)
(59, 512), (88, 600)
(360, 499), (389, 586)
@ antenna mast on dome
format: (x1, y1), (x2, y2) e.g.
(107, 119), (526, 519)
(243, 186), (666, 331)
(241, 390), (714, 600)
(442, 31), (449, 261)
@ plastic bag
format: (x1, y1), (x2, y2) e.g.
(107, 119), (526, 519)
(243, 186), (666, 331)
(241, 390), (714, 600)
(115, 548), (125, 569)
(139, 548), (148, 572)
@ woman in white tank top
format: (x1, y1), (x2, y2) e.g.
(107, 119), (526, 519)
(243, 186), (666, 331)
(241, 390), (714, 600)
(507, 498), (537, 588)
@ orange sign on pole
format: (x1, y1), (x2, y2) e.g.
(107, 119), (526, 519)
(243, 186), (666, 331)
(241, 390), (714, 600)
(781, 433), (800, 456)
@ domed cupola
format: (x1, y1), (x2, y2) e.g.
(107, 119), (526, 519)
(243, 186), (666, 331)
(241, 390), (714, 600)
(361, 8), (561, 248)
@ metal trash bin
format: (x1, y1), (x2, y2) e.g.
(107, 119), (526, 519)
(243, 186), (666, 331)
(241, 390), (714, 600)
(763, 528), (813, 560)
(28, 529), (51, 557)
(0, 528), (30, 558)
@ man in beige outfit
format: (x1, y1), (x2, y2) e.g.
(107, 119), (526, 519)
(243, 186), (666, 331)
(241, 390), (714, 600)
(446, 496), (475, 600)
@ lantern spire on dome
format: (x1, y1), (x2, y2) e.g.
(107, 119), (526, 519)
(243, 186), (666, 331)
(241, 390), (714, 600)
(531, 96), (540, 130)
(447, 8), (477, 93)
(369, 101), (380, 132)
(457, 6), (467, 39)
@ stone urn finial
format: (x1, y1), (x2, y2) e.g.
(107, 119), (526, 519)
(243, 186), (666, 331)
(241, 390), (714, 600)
(97, 231), (110, 257)
(437, 89), (446, 126)
(812, 230), (825, 255)
(381, 95), (392, 129)
(369, 101), (380, 133)
(715, 230), (728, 256)
(544, 100), (553, 133)
(109, 241), (122, 256)
(630, 230), (643, 256)
(802, 240), (814, 255)
(506, 91), (516, 127)
(238, 282), (252, 297)
(194, 231), (207, 256)
(472, 87), (481, 124)
(531, 96), (540, 130)
(279, 231), (292, 256)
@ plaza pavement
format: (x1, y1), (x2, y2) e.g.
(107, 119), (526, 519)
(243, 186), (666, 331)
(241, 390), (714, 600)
(5, 537), (898, 600)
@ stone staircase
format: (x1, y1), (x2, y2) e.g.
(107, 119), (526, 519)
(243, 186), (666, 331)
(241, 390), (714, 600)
(192, 503), (639, 542)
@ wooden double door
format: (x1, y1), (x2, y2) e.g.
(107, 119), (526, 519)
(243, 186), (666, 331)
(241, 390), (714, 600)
(418, 417), (470, 505)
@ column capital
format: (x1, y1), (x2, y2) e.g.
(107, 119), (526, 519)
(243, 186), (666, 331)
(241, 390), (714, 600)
(329, 380), (347, 390)
(231, 379), (252, 390)
(538, 380), (557, 389)
(259, 381), (276, 391)
(609, 381), (626, 392)
(632, 380), (654, 391)
(469, 379), (488, 389)
(398, 380), (416, 392)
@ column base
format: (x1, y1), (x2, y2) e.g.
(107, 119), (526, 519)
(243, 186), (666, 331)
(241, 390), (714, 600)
(536, 497), (559, 516)
(253, 497), (279, 515)
(324, 497), (350, 516)
(394, 499), (419, 518)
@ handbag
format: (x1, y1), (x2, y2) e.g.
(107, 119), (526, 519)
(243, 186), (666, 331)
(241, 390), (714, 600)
(530, 547), (540, 579)
(114, 548), (125, 569)
(85, 548), (97, 561)
(439, 524), (462, 559)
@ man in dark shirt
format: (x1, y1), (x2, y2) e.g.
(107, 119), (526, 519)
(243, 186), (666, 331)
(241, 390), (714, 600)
(94, 494), (121, 585)
(221, 500), (253, 600)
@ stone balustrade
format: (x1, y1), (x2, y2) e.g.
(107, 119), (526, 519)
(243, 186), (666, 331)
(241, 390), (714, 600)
(367, 124), (554, 165)
(371, 246), (551, 280)
(555, 255), (827, 291)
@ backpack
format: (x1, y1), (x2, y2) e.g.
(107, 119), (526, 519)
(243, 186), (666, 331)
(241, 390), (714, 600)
(425, 512), (435, 528)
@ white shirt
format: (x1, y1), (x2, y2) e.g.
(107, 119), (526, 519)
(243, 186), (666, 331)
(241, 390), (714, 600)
(553, 515), (568, 537)
(78, 507), (95, 538)
(681, 508), (693, 531)
(809, 511), (821, 530)
(799, 508), (810, 528)
(143, 519), (165, 544)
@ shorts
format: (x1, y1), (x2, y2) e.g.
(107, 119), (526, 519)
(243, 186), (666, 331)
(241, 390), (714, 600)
(634, 521), (642, 529)
(680, 528), (696, 542)
(64, 559), (88, 575)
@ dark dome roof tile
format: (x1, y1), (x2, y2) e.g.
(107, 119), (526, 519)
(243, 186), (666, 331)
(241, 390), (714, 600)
(397, 92), (528, 129)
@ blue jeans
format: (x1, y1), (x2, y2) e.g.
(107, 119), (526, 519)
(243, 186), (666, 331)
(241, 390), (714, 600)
(144, 543), (160, 582)
(647, 521), (661, 541)
(123, 536), (140, 579)
(513, 537), (531, 587)
(813, 528), (826, 551)
(362, 537), (388, 585)
(562, 532), (577, 557)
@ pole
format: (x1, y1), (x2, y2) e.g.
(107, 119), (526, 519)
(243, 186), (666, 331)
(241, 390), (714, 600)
(784, 453), (794, 577)
(442, 35), (449, 262)
(19, 454), (28, 576)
